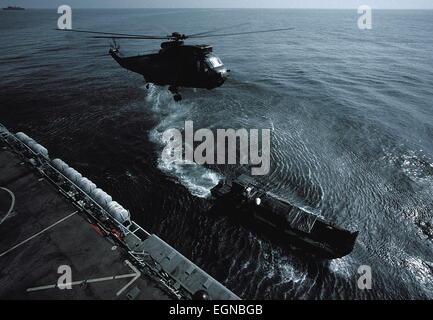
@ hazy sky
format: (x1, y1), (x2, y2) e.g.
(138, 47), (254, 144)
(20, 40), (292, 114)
(6, 0), (433, 9)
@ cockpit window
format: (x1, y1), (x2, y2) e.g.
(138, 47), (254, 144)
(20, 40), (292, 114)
(207, 56), (223, 68)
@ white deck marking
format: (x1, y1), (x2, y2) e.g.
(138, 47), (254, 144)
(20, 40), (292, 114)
(116, 260), (141, 296)
(26, 273), (137, 292)
(27, 284), (56, 292)
(0, 187), (15, 225)
(0, 211), (78, 258)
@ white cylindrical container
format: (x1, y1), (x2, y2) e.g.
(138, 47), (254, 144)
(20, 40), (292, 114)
(16, 132), (34, 144)
(107, 201), (130, 223)
(29, 143), (49, 158)
(64, 167), (82, 184)
(77, 177), (97, 194)
(90, 188), (112, 208)
(52, 158), (69, 172)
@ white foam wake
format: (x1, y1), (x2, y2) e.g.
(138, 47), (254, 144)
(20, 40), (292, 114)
(145, 85), (221, 198)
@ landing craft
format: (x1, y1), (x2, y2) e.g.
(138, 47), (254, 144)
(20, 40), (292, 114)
(57, 26), (293, 101)
(211, 174), (359, 259)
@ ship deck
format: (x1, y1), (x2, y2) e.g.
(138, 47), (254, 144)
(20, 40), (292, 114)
(0, 148), (169, 299)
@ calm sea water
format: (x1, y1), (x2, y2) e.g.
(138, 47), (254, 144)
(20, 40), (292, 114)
(1, 9), (433, 299)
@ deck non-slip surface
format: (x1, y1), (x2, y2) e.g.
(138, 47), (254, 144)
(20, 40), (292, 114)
(0, 148), (169, 300)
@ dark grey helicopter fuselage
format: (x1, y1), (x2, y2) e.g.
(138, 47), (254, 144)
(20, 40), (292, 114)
(109, 41), (229, 90)
(58, 26), (293, 100)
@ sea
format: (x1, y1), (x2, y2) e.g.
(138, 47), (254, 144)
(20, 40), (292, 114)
(1, 8), (433, 299)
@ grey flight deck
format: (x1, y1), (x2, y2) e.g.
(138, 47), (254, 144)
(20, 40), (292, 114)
(0, 148), (169, 299)
(0, 124), (239, 300)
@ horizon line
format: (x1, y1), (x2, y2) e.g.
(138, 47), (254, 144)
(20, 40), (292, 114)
(12, 7), (433, 10)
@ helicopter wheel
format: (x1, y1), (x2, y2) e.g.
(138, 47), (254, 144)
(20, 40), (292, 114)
(173, 94), (182, 102)
(145, 83), (150, 89)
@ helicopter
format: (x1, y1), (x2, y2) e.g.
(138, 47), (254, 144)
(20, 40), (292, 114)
(58, 26), (293, 101)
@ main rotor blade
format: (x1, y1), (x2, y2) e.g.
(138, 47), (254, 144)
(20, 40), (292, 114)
(189, 27), (294, 38)
(187, 23), (249, 38)
(56, 28), (167, 39)
(91, 36), (170, 40)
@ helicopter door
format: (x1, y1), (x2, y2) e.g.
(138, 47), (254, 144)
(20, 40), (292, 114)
(200, 60), (209, 73)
